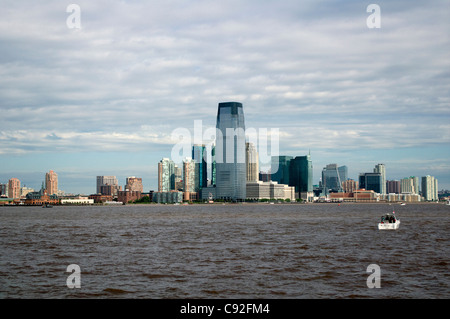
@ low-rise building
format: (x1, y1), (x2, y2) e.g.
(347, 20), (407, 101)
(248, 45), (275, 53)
(60, 196), (94, 205)
(153, 191), (183, 204)
(25, 190), (59, 205)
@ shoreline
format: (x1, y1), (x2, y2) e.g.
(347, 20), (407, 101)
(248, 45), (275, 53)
(1, 201), (446, 207)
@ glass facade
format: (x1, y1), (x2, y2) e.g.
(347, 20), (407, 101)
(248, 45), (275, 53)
(158, 158), (175, 192)
(359, 172), (382, 193)
(321, 164), (347, 193)
(289, 155), (313, 194)
(215, 102), (246, 201)
(271, 156), (293, 185)
(192, 144), (207, 192)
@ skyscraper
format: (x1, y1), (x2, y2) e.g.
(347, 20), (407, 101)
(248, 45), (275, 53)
(271, 155), (293, 185)
(289, 155), (313, 200)
(192, 144), (207, 192)
(359, 172), (382, 193)
(211, 144), (216, 186)
(158, 158), (175, 192)
(183, 158), (196, 193)
(386, 180), (401, 194)
(8, 178), (21, 199)
(321, 164), (346, 193)
(422, 175), (438, 201)
(45, 170), (58, 195)
(374, 164), (386, 194)
(215, 102), (246, 201)
(246, 142), (259, 182)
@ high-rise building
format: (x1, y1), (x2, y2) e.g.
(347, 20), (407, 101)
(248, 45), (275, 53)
(174, 165), (183, 191)
(97, 176), (119, 195)
(289, 155), (313, 200)
(125, 176), (143, 193)
(8, 178), (21, 199)
(422, 175), (438, 201)
(215, 102), (246, 201)
(359, 172), (382, 193)
(158, 158), (175, 192)
(192, 144), (208, 192)
(183, 158), (196, 193)
(400, 176), (420, 194)
(211, 144), (216, 186)
(374, 164), (386, 194)
(45, 170), (58, 195)
(246, 142), (259, 182)
(386, 180), (401, 194)
(271, 156), (293, 185)
(321, 164), (346, 193)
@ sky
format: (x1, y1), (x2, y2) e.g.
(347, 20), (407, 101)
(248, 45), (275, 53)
(0, 0), (449, 195)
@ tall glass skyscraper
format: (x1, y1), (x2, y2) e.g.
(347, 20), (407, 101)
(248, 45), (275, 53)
(359, 172), (382, 193)
(321, 164), (347, 193)
(289, 155), (313, 196)
(192, 144), (207, 192)
(158, 158), (175, 192)
(215, 102), (246, 201)
(374, 164), (386, 194)
(271, 156), (293, 185)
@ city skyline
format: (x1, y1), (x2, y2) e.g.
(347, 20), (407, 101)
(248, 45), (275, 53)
(1, 1), (449, 194)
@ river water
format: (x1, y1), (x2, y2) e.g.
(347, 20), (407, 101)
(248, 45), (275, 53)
(0, 203), (448, 299)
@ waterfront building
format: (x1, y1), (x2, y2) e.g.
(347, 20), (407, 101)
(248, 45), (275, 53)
(373, 164), (386, 194)
(118, 190), (143, 204)
(45, 170), (58, 195)
(400, 176), (420, 194)
(271, 156), (292, 185)
(192, 144), (208, 192)
(96, 176), (120, 196)
(289, 155), (313, 201)
(20, 186), (35, 198)
(183, 158), (198, 200)
(359, 172), (382, 193)
(246, 142), (259, 182)
(174, 165), (183, 191)
(386, 180), (401, 194)
(152, 191), (183, 204)
(88, 194), (114, 203)
(211, 144), (216, 186)
(125, 176), (143, 193)
(422, 175), (438, 201)
(60, 196), (94, 205)
(246, 181), (295, 201)
(0, 183), (7, 197)
(25, 190), (59, 205)
(215, 102), (246, 201)
(321, 164), (346, 194)
(342, 179), (359, 193)
(158, 158), (175, 192)
(8, 178), (21, 199)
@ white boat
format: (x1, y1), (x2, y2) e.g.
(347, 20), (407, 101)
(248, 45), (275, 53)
(378, 212), (400, 230)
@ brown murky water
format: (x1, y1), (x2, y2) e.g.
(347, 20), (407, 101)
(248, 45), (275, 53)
(0, 203), (448, 298)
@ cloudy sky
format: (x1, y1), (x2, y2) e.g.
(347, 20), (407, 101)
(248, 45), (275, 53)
(0, 0), (449, 194)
